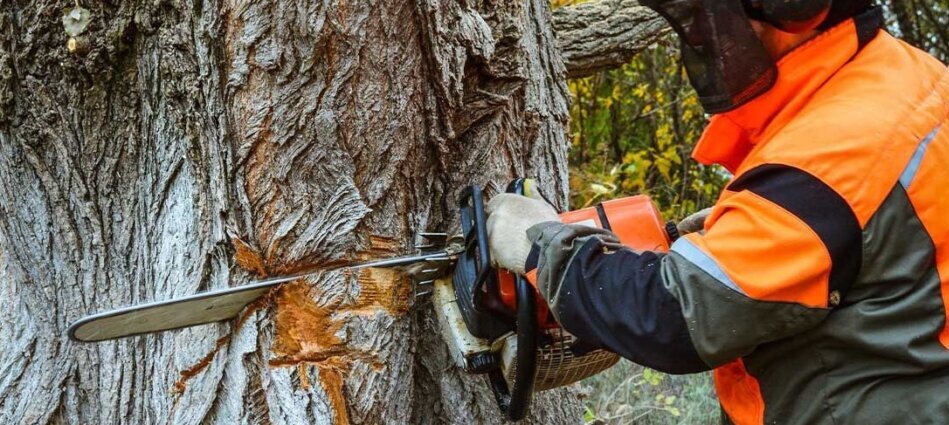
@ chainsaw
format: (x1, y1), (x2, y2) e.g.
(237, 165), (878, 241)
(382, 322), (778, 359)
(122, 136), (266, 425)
(68, 179), (676, 421)
(435, 179), (676, 420)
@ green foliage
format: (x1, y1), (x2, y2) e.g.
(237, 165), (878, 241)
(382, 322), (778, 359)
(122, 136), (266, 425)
(566, 35), (727, 218)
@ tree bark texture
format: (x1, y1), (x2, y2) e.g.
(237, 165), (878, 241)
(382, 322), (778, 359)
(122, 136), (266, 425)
(11, 1), (937, 419)
(0, 0), (588, 423)
(552, 0), (669, 79)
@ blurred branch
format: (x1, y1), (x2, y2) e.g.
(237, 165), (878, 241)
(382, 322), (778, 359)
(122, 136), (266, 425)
(553, 0), (670, 78)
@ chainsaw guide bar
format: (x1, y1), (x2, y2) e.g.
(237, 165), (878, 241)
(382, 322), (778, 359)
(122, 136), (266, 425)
(68, 236), (461, 342)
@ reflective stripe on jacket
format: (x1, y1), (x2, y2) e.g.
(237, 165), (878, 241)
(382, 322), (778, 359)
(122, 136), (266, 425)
(526, 7), (949, 425)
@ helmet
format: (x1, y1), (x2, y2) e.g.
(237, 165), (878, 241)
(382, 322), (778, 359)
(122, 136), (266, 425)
(640, 0), (873, 113)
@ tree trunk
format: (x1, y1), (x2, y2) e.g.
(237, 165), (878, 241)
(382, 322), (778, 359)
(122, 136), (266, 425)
(0, 0), (586, 423)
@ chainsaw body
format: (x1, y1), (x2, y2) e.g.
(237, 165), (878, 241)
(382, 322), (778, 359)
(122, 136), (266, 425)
(433, 182), (675, 421)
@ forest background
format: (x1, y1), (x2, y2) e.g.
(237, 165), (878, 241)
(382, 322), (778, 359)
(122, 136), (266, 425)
(560, 1), (949, 423)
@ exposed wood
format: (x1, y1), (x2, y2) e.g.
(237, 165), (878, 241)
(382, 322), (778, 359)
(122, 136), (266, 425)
(0, 0), (581, 423)
(553, 0), (669, 79)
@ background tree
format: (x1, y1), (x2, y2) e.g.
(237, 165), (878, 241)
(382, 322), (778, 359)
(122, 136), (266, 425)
(0, 0), (672, 423)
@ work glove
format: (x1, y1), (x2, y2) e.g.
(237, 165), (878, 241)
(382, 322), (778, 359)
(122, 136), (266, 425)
(676, 207), (713, 236)
(486, 193), (560, 274)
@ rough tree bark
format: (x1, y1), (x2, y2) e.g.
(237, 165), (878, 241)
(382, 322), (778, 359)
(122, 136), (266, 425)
(0, 0), (656, 423)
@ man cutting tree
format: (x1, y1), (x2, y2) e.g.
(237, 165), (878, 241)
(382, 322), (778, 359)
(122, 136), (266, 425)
(487, 1), (949, 423)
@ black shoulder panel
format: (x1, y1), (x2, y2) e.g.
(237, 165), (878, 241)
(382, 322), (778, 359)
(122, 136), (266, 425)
(728, 164), (863, 300)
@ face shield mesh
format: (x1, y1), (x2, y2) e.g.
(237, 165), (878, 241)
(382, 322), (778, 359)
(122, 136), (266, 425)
(641, 0), (778, 113)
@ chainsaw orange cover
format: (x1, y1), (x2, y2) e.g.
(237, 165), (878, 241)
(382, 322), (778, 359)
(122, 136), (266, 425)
(559, 195), (671, 252)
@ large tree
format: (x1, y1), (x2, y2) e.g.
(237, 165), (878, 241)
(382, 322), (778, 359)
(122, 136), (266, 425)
(0, 0), (662, 423)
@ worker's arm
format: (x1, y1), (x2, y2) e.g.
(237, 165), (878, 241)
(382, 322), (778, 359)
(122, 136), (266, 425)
(495, 165), (862, 373)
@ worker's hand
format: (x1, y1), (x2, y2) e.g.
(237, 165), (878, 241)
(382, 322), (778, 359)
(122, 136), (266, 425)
(486, 193), (560, 274)
(677, 207), (713, 236)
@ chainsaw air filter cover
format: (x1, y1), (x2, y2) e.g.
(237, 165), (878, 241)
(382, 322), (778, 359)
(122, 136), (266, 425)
(499, 328), (620, 392)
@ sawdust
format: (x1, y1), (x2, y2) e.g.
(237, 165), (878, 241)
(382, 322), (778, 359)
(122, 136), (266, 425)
(351, 267), (412, 315)
(318, 357), (351, 425)
(272, 281), (343, 355)
(271, 247), (411, 359)
(298, 364), (310, 390)
(268, 261), (408, 419)
(233, 238), (268, 276)
(269, 349), (381, 369)
(367, 235), (400, 256)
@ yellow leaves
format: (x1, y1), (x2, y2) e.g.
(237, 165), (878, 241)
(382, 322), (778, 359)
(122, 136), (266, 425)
(654, 157), (672, 180)
(642, 368), (664, 386)
(656, 394), (682, 417)
(681, 94), (700, 122)
(569, 79), (593, 99)
(599, 85), (622, 109)
(621, 151), (641, 164)
(655, 123), (673, 148)
(653, 90), (667, 104)
(681, 94), (699, 108)
(620, 151), (649, 191)
(653, 150), (682, 180)
(632, 83), (650, 100)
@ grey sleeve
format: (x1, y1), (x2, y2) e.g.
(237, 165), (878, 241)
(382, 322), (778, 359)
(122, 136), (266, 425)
(524, 222), (710, 373)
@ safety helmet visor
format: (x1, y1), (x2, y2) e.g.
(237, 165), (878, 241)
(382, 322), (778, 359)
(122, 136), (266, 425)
(640, 0), (778, 113)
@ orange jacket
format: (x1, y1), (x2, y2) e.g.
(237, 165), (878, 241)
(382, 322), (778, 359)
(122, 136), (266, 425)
(682, 10), (949, 424)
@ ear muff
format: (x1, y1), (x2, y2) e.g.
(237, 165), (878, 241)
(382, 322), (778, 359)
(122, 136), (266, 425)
(744, 0), (833, 33)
